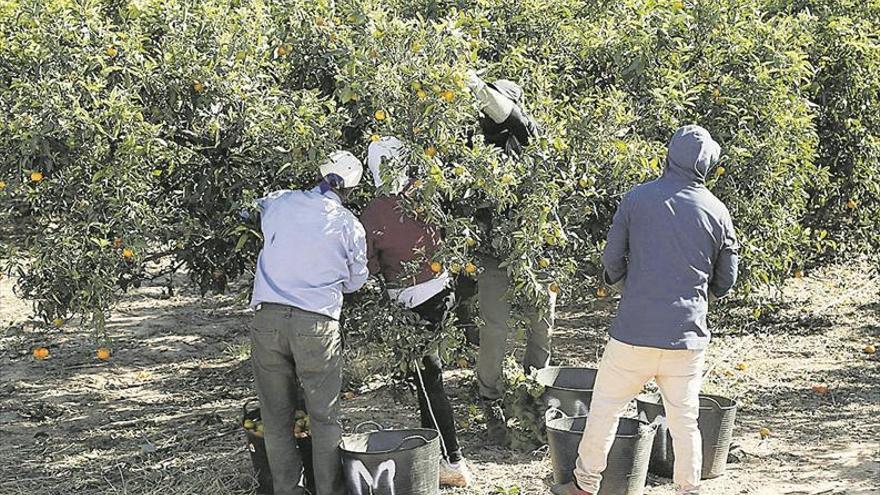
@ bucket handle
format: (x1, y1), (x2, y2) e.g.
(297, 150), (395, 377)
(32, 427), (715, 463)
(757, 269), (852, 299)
(395, 434), (430, 450)
(637, 420), (661, 436)
(545, 406), (568, 423)
(354, 421), (384, 433)
(700, 395), (723, 410)
(242, 398), (260, 420)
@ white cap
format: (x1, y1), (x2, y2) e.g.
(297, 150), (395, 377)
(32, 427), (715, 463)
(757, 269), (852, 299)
(320, 150), (363, 188)
(367, 136), (408, 193)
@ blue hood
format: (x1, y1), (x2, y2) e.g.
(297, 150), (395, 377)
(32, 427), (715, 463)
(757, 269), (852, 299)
(665, 125), (721, 183)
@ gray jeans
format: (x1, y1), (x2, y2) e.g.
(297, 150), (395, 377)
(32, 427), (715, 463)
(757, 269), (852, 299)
(476, 255), (555, 400)
(251, 303), (345, 495)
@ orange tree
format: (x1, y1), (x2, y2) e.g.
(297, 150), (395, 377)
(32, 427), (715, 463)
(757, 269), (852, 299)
(792, 0), (880, 259)
(0, 0), (347, 332)
(0, 0), (876, 360)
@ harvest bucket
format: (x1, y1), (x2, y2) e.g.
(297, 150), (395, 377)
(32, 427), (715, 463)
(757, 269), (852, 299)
(535, 366), (598, 416)
(636, 394), (737, 479)
(341, 422), (441, 495)
(242, 399), (315, 495)
(546, 410), (656, 495)
(635, 395), (673, 478)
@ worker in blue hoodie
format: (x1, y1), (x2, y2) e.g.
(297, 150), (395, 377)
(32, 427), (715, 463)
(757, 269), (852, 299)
(552, 125), (739, 495)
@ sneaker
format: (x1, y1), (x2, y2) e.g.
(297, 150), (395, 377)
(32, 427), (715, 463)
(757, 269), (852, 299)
(439, 458), (473, 487)
(550, 481), (593, 495)
(482, 398), (508, 445)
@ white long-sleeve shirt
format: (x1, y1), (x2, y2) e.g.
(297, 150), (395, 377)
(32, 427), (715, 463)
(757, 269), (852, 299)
(250, 187), (368, 319)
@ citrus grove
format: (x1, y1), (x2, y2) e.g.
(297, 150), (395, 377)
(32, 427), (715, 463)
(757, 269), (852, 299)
(0, 0), (878, 371)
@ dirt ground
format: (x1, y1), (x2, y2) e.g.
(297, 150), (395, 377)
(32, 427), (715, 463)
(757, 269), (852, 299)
(1, 262), (878, 495)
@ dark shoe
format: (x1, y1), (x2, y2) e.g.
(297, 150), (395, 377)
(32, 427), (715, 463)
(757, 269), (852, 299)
(482, 398), (507, 445)
(463, 324), (480, 346)
(550, 481), (592, 495)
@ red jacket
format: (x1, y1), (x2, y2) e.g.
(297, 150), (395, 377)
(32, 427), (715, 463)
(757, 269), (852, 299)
(360, 192), (441, 288)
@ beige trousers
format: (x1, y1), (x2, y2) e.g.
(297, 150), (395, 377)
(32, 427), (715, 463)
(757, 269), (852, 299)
(574, 338), (705, 494)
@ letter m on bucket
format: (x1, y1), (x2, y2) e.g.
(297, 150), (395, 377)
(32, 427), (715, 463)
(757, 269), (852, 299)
(349, 459), (396, 495)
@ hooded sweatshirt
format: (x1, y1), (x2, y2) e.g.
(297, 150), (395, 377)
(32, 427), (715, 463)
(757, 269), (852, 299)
(604, 125), (739, 350)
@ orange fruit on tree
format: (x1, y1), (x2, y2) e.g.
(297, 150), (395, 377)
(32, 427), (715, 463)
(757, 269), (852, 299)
(374, 109), (386, 121)
(105, 45), (117, 57)
(863, 344), (876, 355)
(549, 282), (560, 294)
(0, 180), (6, 190)
(759, 427), (770, 439)
(846, 198), (858, 209)
(370, 134), (381, 142)
(30, 171), (44, 182)
(193, 80), (205, 93)
(96, 347), (111, 361)
(122, 247), (135, 259)
(596, 286), (608, 298)
(33, 347), (49, 360)
(430, 261), (442, 273)
(578, 177), (590, 189)
(275, 45), (288, 57)
(794, 270), (804, 279)
(425, 146), (437, 158)
(464, 262), (477, 275)
(441, 90), (454, 102)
